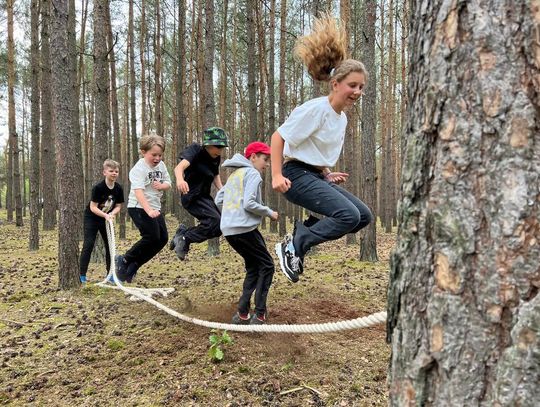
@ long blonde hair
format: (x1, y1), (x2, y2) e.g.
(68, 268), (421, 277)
(294, 14), (367, 83)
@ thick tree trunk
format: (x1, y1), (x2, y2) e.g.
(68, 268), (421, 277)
(154, 0), (163, 137)
(359, 0), (378, 261)
(139, 0), (148, 136)
(277, 0), (288, 236)
(29, 0), (41, 249)
(51, 0), (81, 289)
(267, 0), (278, 233)
(388, 2), (540, 405)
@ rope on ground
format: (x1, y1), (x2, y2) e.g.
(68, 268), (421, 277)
(96, 219), (387, 333)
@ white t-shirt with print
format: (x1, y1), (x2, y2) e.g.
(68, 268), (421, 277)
(277, 96), (347, 167)
(128, 158), (171, 210)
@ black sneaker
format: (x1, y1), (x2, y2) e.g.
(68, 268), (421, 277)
(292, 222), (305, 274)
(250, 313), (267, 325)
(231, 312), (250, 325)
(169, 224), (187, 250)
(114, 255), (129, 282)
(275, 234), (301, 283)
(125, 262), (139, 283)
(174, 236), (189, 260)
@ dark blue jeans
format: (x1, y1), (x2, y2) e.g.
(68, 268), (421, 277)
(282, 161), (373, 258)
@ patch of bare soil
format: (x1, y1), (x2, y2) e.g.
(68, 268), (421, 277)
(0, 212), (395, 406)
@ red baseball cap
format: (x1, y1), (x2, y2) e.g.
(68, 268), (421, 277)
(244, 141), (271, 158)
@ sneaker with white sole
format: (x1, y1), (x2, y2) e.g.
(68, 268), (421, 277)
(275, 234), (301, 283)
(231, 312), (250, 325)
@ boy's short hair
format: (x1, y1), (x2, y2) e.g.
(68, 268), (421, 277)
(140, 134), (166, 152)
(103, 159), (120, 170)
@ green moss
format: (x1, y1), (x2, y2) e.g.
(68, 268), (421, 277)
(107, 339), (125, 351)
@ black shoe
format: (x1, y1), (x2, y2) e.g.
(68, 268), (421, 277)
(114, 255), (129, 282)
(250, 313), (267, 325)
(291, 222), (305, 274)
(174, 236), (189, 260)
(275, 234), (301, 283)
(169, 224), (187, 250)
(231, 312), (250, 325)
(125, 262), (139, 283)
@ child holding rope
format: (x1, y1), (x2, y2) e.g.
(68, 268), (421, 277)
(79, 159), (124, 283)
(115, 134), (171, 282)
(170, 127), (229, 260)
(272, 15), (373, 283)
(215, 141), (278, 325)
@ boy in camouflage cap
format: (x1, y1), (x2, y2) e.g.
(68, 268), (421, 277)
(171, 127), (228, 260)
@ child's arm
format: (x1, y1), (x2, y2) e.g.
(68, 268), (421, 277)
(134, 189), (160, 218)
(271, 131), (291, 193)
(213, 174), (223, 190)
(243, 173), (274, 218)
(89, 201), (111, 220)
(110, 203), (122, 217)
(152, 163), (172, 191)
(174, 159), (190, 194)
(214, 187), (224, 210)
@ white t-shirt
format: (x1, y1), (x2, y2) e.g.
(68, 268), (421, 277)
(277, 96), (347, 167)
(128, 158), (171, 210)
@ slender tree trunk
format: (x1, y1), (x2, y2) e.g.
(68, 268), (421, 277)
(203, 0), (220, 256)
(30, 0), (41, 249)
(267, 0), (278, 233)
(246, 0), (258, 139)
(277, 0), (288, 235)
(388, 2), (540, 404)
(359, 0), (378, 261)
(105, 1), (121, 163)
(93, 0), (110, 181)
(40, 0), (57, 230)
(51, 0), (81, 289)
(154, 0), (163, 137)
(139, 0), (148, 136)
(7, 0), (23, 226)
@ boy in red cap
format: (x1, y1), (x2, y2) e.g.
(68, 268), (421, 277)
(215, 141), (278, 325)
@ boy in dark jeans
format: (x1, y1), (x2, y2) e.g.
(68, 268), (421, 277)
(115, 134), (171, 282)
(215, 142), (278, 325)
(170, 127), (228, 260)
(79, 159), (124, 283)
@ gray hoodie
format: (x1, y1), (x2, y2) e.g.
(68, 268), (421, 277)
(215, 153), (274, 236)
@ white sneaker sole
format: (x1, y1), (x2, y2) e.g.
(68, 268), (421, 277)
(275, 243), (297, 283)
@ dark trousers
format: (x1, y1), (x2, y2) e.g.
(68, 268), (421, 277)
(225, 229), (274, 317)
(181, 195), (222, 243)
(283, 161), (373, 258)
(125, 208), (168, 267)
(80, 213), (110, 276)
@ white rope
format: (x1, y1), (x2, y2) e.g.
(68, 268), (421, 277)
(97, 219), (387, 333)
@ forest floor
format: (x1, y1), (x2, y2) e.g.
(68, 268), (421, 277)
(0, 210), (395, 406)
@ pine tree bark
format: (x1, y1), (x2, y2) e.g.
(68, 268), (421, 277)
(139, 0), (148, 136)
(246, 0), (258, 139)
(50, 0), (82, 289)
(154, 0), (163, 137)
(388, 2), (540, 404)
(29, 0), (41, 249)
(277, 0), (288, 235)
(358, 0), (378, 262)
(93, 0), (110, 181)
(7, 0), (23, 226)
(41, 0), (57, 230)
(203, 0), (220, 256)
(267, 0), (278, 233)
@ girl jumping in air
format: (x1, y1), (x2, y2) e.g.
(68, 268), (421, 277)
(271, 15), (373, 283)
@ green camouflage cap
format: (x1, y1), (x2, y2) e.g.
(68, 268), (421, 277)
(202, 127), (229, 147)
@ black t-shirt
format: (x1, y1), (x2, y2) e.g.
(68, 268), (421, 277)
(180, 143), (220, 201)
(85, 180), (125, 217)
